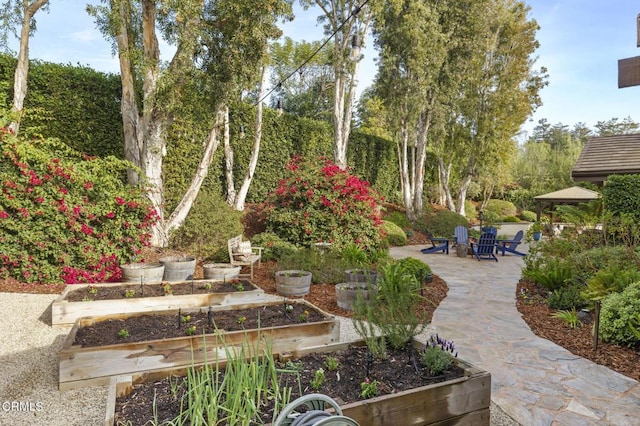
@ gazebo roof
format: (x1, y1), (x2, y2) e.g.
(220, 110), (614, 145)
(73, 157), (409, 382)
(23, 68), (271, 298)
(572, 134), (640, 184)
(533, 186), (601, 203)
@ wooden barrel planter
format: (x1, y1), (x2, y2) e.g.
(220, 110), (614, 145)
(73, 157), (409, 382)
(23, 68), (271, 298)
(344, 268), (378, 284)
(159, 256), (196, 282)
(120, 263), (165, 284)
(335, 282), (378, 311)
(203, 263), (241, 280)
(275, 270), (312, 297)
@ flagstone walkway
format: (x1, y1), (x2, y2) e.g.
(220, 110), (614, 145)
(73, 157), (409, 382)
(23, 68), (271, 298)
(390, 244), (640, 426)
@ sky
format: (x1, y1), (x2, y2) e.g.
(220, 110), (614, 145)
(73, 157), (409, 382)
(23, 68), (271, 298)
(7, 0), (640, 138)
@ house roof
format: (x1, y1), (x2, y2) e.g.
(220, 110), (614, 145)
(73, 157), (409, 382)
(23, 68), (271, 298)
(533, 186), (601, 203)
(572, 134), (640, 183)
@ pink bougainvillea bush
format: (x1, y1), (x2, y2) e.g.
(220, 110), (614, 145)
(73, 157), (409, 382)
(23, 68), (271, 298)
(263, 155), (384, 254)
(0, 127), (157, 284)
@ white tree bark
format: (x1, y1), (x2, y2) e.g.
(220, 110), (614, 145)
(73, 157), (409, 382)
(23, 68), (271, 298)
(9, 0), (49, 135)
(234, 67), (266, 211)
(223, 106), (236, 205)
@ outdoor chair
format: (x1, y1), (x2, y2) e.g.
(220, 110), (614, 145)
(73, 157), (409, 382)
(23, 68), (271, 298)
(273, 393), (359, 426)
(420, 231), (449, 255)
(228, 235), (263, 280)
(469, 232), (498, 262)
(453, 225), (469, 246)
(496, 230), (526, 257)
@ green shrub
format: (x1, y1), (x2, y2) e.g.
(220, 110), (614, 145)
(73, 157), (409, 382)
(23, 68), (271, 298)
(502, 216), (520, 223)
(519, 210), (537, 222)
(583, 266), (640, 301)
(547, 285), (587, 310)
(484, 199), (517, 219)
(384, 210), (411, 229)
(276, 247), (350, 284)
(395, 257), (432, 283)
(264, 156), (384, 254)
(464, 200), (477, 222)
(169, 190), (243, 261)
(421, 210), (468, 238)
(249, 232), (299, 262)
(381, 220), (407, 246)
(0, 132), (155, 284)
(522, 258), (573, 291)
(599, 281), (640, 347)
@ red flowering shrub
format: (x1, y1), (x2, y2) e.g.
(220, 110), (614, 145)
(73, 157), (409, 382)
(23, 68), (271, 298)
(0, 129), (157, 284)
(263, 156), (384, 253)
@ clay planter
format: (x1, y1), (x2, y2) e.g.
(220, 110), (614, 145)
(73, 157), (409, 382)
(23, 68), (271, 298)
(344, 268), (378, 284)
(275, 270), (312, 297)
(202, 263), (241, 280)
(58, 300), (339, 390)
(335, 282), (378, 311)
(105, 338), (491, 426)
(120, 262), (165, 284)
(51, 279), (265, 328)
(159, 256), (196, 282)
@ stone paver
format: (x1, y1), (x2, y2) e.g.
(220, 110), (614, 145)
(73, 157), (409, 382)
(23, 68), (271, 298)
(390, 244), (640, 426)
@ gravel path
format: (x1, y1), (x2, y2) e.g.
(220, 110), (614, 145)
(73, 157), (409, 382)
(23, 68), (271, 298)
(0, 292), (516, 426)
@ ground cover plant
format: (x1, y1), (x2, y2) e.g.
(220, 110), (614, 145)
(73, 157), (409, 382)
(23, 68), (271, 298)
(0, 128), (156, 285)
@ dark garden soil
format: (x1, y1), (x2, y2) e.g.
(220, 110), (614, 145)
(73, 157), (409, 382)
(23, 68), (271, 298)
(114, 342), (466, 425)
(73, 303), (328, 347)
(64, 279), (251, 302)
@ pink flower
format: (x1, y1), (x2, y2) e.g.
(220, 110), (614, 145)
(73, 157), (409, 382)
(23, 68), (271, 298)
(115, 196), (125, 205)
(106, 212), (115, 219)
(59, 187), (69, 195)
(0, 211), (8, 219)
(84, 182), (93, 190)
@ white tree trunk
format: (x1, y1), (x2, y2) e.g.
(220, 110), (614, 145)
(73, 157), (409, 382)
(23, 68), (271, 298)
(164, 109), (225, 240)
(234, 67), (266, 211)
(457, 174), (474, 218)
(399, 123), (414, 220)
(438, 158), (455, 212)
(223, 106), (236, 205)
(9, 0), (49, 135)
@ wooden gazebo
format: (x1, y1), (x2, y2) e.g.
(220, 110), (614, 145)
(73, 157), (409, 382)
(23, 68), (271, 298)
(533, 186), (601, 222)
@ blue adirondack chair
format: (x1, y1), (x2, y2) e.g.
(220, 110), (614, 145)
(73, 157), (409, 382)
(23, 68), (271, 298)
(470, 232), (498, 261)
(496, 230), (526, 257)
(421, 231), (449, 255)
(453, 225), (469, 247)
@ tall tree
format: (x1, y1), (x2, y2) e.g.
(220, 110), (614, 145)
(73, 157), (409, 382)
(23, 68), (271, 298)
(269, 37), (333, 120)
(0, 0), (49, 134)
(437, 0), (546, 216)
(89, 0), (291, 246)
(300, 0), (372, 169)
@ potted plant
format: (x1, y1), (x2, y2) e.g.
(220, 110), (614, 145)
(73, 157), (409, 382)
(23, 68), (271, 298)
(335, 282), (378, 311)
(202, 263), (242, 280)
(527, 221), (544, 241)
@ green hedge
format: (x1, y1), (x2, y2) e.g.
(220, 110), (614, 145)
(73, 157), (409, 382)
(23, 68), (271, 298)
(602, 174), (640, 221)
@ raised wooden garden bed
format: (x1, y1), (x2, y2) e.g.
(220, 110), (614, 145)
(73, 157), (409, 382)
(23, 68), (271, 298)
(59, 300), (339, 390)
(105, 338), (490, 426)
(51, 279), (265, 327)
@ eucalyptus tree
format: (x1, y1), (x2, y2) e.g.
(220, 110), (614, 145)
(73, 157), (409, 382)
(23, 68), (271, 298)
(0, 0), (49, 134)
(88, 0), (291, 246)
(269, 37), (333, 120)
(434, 0), (545, 217)
(373, 0), (487, 220)
(300, 0), (373, 169)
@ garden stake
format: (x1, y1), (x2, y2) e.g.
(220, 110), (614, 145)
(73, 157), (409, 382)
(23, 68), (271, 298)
(365, 350), (374, 378)
(177, 308), (181, 328)
(207, 306), (212, 326)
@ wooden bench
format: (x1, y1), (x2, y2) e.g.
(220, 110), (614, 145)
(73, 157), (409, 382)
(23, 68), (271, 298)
(228, 235), (263, 280)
